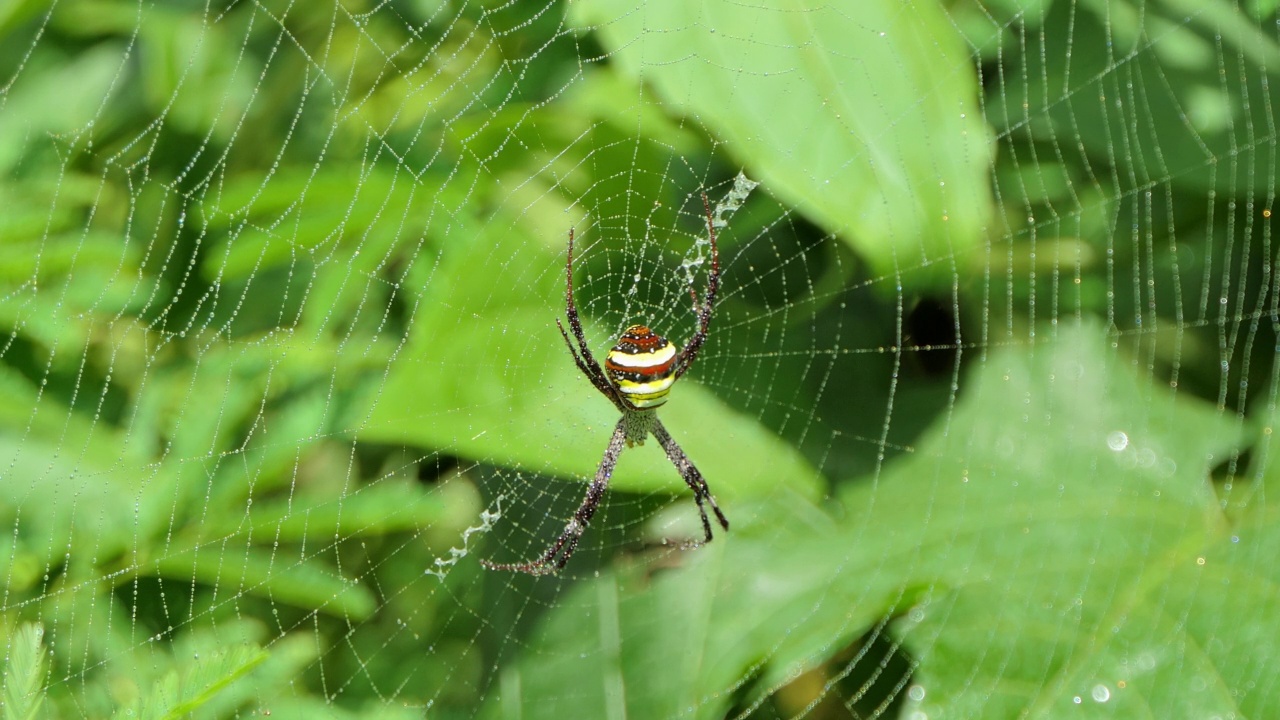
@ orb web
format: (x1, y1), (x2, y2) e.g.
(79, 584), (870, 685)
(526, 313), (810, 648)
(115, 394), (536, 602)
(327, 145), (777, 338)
(0, 1), (1277, 718)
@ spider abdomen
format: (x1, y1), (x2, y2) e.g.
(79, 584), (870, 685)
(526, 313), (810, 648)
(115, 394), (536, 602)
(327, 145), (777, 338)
(605, 324), (677, 408)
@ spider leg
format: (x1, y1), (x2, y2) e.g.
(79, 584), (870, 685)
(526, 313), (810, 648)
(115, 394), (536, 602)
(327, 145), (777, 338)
(481, 418), (628, 575)
(563, 228), (605, 376)
(557, 318), (621, 408)
(556, 318), (592, 377)
(561, 229), (626, 409)
(675, 193), (720, 380)
(652, 419), (729, 547)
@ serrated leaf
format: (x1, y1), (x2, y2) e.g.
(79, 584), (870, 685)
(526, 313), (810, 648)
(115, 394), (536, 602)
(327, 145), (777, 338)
(114, 644), (267, 720)
(3, 624), (48, 720)
(172, 624), (318, 720)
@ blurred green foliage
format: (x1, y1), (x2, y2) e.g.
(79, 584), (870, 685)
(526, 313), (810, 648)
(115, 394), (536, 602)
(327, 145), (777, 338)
(1, 0), (1278, 717)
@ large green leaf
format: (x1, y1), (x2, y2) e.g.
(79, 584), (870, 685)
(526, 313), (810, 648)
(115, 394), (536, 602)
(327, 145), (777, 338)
(569, 0), (994, 284)
(486, 321), (1274, 718)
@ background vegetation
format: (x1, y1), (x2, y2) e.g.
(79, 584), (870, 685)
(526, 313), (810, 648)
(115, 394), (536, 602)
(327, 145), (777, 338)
(1, 0), (1278, 717)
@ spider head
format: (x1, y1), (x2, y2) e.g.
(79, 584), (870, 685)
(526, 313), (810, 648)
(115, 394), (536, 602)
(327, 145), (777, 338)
(604, 324), (678, 409)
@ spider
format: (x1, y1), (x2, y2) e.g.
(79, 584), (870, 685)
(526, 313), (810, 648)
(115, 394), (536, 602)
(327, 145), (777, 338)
(481, 194), (730, 575)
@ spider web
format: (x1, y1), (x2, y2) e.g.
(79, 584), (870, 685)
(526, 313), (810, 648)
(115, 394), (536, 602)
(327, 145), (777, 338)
(1, 0), (1278, 717)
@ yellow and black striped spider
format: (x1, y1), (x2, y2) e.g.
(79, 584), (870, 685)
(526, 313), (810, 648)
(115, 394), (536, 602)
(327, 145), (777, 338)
(482, 194), (729, 575)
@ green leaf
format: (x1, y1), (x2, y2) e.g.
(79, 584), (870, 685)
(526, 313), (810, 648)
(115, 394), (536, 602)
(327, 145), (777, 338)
(569, 0), (994, 284)
(166, 623), (319, 719)
(0, 43), (125, 172)
(0, 366), (141, 571)
(488, 321), (1270, 718)
(200, 167), (430, 282)
(0, 0), (52, 38)
(151, 546), (377, 621)
(200, 478), (452, 543)
(3, 624), (48, 720)
(874, 324), (1250, 717)
(113, 644), (267, 720)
